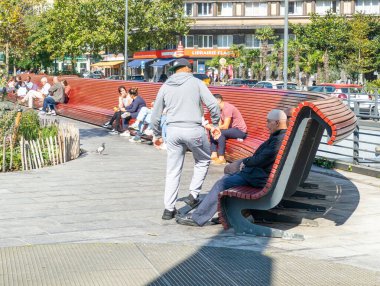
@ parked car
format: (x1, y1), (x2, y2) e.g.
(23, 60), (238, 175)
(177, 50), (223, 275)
(317, 83), (367, 99)
(107, 75), (124, 80)
(88, 73), (103, 79)
(311, 83), (375, 117)
(193, 73), (211, 85)
(127, 75), (145, 81)
(254, 81), (298, 90)
(308, 85), (336, 93)
(225, 78), (258, 88)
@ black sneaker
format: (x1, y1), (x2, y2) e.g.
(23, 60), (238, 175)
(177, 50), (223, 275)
(162, 208), (177, 220)
(183, 194), (200, 209)
(176, 215), (199, 227)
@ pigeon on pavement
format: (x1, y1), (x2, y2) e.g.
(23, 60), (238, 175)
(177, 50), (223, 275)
(96, 143), (105, 155)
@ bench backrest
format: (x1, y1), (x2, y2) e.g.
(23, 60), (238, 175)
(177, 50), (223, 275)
(26, 76), (327, 129)
(249, 96), (357, 208)
(208, 86), (328, 141)
(24, 75), (160, 109)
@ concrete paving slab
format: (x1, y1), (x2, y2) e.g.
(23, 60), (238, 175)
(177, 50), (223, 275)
(0, 244), (378, 286)
(0, 116), (379, 284)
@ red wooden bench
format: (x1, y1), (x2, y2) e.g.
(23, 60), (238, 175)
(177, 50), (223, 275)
(12, 75), (159, 127)
(216, 94), (356, 239)
(7, 76), (357, 239)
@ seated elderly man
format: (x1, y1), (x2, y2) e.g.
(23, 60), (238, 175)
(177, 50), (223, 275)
(40, 76), (64, 116)
(19, 76), (51, 108)
(176, 109), (288, 227)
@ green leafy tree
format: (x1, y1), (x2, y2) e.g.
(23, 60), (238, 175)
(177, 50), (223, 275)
(302, 12), (349, 82)
(229, 44), (261, 79)
(289, 24), (310, 86)
(0, 0), (38, 74)
(30, 0), (191, 72)
(345, 13), (380, 83)
(255, 27), (278, 80)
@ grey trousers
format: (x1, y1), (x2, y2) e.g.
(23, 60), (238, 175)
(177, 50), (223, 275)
(192, 173), (250, 226)
(164, 126), (211, 211)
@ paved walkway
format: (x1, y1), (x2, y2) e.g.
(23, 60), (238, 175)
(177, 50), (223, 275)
(0, 117), (379, 285)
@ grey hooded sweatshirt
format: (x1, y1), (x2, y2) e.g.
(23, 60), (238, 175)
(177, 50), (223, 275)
(150, 72), (220, 137)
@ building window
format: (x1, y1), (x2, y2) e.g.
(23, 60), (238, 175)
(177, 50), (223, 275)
(355, 0), (379, 14)
(280, 1), (304, 15)
(217, 2), (233, 16)
(197, 3), (213, 16)
(217, 35), (233, 48)
(315, 1), (337, 15)
(245, 3), (268, 16)
(184, 3), (193, 16)
(198, 35), (213, 48)
(245, 35), (261, 48)
(184, 35), (194, 48)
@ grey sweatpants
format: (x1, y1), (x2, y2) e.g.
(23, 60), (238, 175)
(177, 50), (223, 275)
(164, 126), (211, 211)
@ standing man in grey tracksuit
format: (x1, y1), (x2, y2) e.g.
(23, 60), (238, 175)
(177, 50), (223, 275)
(150, 58), (221, 220)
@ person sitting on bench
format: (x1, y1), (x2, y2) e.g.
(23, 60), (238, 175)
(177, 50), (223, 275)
(20, 77), (51, 108)
(102, 86), (132, 134)
(176, 109), (288, 227)
(39, 76), (64, 116)
(129, 101), (154, 132)
(205, 94), (247, 165)
(118, 87), (146, 135)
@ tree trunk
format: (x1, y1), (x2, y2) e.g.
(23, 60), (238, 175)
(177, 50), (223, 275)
(323, 50), (329, 83)
(277, 51), (283, 81)
(317, 65), (322, 84)
(71, 54), (76, 74)
(295, 52), (300, 86)
(5, 42), (9, 76)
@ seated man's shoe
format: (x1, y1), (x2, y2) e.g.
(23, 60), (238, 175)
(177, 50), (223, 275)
(211, 217), (221, 224)
(108, 129), (119, 135)
(120, 131), (131, 137)
(176, 215), (199, 227)
(129, 136), (142, 143)
(129, 122), (139, 130)
(143, 129), (154, 136)
(162, 208), (177, 220)
(211, 158), (227, 165)
(102, 122), (111, 128)
(183, 194), (200, 209)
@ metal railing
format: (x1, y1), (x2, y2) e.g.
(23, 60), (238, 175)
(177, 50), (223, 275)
(317, 120), (380, 169)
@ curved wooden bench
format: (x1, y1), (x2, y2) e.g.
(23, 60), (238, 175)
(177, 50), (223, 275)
(217, 96), (357, 239)
(7, 76), (357, 239)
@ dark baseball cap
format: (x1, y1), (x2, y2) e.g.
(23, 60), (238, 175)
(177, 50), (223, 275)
(168, 58), (191, 72)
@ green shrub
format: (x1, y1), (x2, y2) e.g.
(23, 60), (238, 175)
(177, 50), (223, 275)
(0, 108), (60, 171)
(314, 157), (335, 169)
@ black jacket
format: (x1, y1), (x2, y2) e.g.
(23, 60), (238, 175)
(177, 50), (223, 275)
(239, 129), (287, 188)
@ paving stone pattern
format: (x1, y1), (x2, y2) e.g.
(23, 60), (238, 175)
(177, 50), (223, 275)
(0, 117), (379, 285)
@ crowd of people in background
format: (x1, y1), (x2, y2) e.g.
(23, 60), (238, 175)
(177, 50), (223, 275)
(0, 74), (71, 115)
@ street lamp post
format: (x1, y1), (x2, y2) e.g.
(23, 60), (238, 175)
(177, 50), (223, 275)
(124, 0), (128, 81)
(283, 0), (289, 89)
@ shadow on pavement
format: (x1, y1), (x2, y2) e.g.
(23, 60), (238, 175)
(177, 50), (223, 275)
(147, 168), (360, 285)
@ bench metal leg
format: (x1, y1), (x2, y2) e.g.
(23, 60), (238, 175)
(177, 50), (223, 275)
(222, 198), (304, 240)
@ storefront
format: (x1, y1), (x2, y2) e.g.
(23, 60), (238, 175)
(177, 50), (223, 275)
(132, 48), (233, 81)
(91, 60), (124, 77)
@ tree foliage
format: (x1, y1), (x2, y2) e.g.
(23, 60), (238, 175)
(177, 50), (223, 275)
(29, 0), (191, 71)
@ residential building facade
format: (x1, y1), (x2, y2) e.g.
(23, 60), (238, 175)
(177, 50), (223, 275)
(182, 0), (379, 50)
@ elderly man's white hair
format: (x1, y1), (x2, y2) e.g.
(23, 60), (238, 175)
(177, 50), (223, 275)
(41, 76), (48, 83)
(267, 109), (287, 121)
